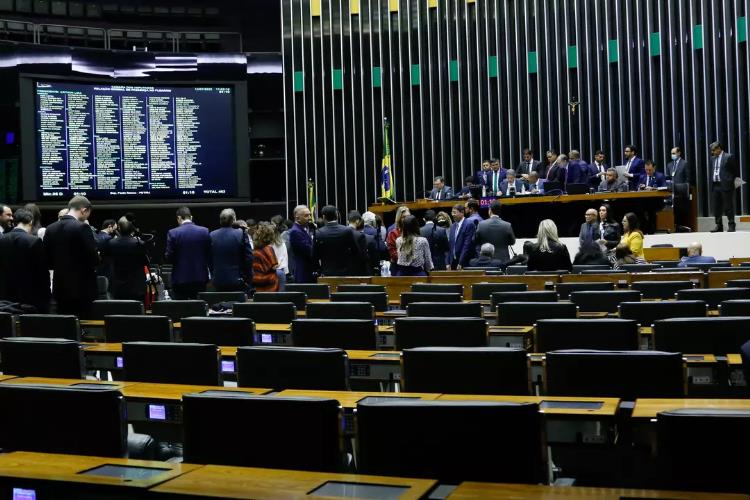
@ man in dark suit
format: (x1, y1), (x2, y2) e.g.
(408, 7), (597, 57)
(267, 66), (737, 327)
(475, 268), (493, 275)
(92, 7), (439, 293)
(0, 208), (50, 312)
(314, 205), (363, 276)
(448, 204), (476, 270)
(428, 176), (453, 201)
(420, 209), (449, 270)
(474, 159), (492, 187)
(469, 243), (505, 268)
(709, 141), (740, 232)
(487, 158), (508, 195)
(667, 146), (692, 231)
(209, 208), (253, 292)
(101, 218), (149, 302)
(475, 200), (515, 262)
(44, 196), (98, 317)
(516, 148), (542, 180)
(623, 144), (646, 190)
(545, 154), (568, 185)
(499, 169), (525, 196)
(638, 160), (667, 190)
(457, 176), (477, 199)
(288, 205), (316, 283)
(347, 211), (370, 276)
(578, 208), (602, 247)
(165, 206), (211, 299)
(565, 150), (590, 185)
(587, 150), (609, 188)
(667, 146), (692, 185)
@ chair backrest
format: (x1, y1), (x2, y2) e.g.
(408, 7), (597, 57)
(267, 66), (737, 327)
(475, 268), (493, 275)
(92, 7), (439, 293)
(90, 300), (145, 319)
(336, 284), (386, 293)
(556, 281), (615, 300)
(253, 291), (307, 310)
(657, 409), (750, 493)
(691, 262), (733, 271)
(197, 291), (248, 307)
(152, 300), (208, 322)
(720, 299), (750, 317)
(122, 342), (221, 385)
(496, 302), (578, 326)
(402, 347), (529, 395)
(618, 300), (708, 326)
(571, 264), (612, 274)
(545, 349), (684, 399)
(233, 302), (297, 323)
(236, 346), (349, 390)
(0, 384), (127, 457)
(180, 317), (255, 346)
(653, 317), (750, 355)
(183, 393), (342, 471)
(104, 315), (173, 343)
(394, 317), (487, 349)
(406, 302), (483, 318)
(621, 263), (662, 272)
(18, 314), (81, 341)
(0, 337), (84, 378)
(582, 269), (627, 274)
(0, 312), (15, 337)
(652, 260), (681, 268)
(306, 302), (374, 320)
(525, 270), (569, 275)
(630, 280), (695, 299)
(411, 283), (464, 296)
(285, 284), (331, 299)
(330, 292), (389, 312)
(726, 279), (750, 289)
(291, 319), (377, 350)
(399, 292), (462, 308)
(505, 265), (527, 275)
(356, 399), (544, 484)
(570, 290), (642, 313)
(97, 275), (110, 299)
(470, 282), (528, 301)
(676, 287), (750, 308)
(535, 319), (639, 352)
(490, 291), (557, 310)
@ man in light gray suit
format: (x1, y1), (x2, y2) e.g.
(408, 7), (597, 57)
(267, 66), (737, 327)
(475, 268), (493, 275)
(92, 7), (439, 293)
(474, 200), (515, 262)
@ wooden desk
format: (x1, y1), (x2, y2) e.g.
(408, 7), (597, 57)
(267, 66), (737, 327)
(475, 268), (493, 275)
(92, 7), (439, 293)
(122, 382), (271, 402)
(560, 273), (628, 284)
(437, 394), (619, 417)
(150, 464), (436, 500)
(0, 376), (136, 389)
(629, 271), (704, 287)
(707, 269), (750, 288)
(274, 389), (440, 409)
(449, 482), (747, 499)
(633, 398), (750, 419)
(0, 374), (18, 382)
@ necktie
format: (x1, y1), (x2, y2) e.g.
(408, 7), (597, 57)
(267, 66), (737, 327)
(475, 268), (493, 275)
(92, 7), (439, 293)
(493, 173), (498, 192)
(714, 155), (721, 182)
(437, 189), (441, 200)
(647, 176), (651, 187)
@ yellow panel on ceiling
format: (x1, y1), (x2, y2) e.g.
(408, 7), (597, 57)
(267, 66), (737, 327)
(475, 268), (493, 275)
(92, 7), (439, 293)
(311, 0), (321, 16)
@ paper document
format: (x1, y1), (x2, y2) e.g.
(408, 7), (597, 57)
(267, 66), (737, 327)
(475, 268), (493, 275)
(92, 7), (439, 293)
(615, 165), (629, 178)
(735, 177), (746, 189)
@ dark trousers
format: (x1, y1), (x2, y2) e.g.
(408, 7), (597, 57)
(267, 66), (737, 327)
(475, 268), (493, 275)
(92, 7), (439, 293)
(712, 183), (736, 227)
(171, 282), (206, 300)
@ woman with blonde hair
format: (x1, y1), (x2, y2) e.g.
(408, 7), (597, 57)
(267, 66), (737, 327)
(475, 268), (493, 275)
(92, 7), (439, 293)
(526, 219), (572, 272)
(252, 222), (280, 292)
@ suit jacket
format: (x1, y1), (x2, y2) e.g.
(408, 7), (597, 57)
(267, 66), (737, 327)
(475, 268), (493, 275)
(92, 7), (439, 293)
(499, 179), (525, 195)
(350, 229), (370, 276)
(678, 255), (717, 267)
(625, 156), (646, 189)
(667, 158), (691, 185)
(288, 223), (315, 283)
(165, 221), (211, 285)
(468, 256), (505, 268)
(0, 228), (50, 312)
(420, 222), (449, 270)
(314, 222), (362, 276)
(526, 242), (573, 272)
(428, 186), (454, 200)
(588, 162), (609, 187)
(638, 171), (666, 189)
(565, 160), (590, 185)
(101, 235), (149, 299)
(448, 218), (476, 268)
(486, 169), (508, 194)
(598, 178), (629, 192)
(711, 153), (740, 191)
(578, 222), (602, 247)
(545, 164), (567, 185)
(516, 160), (542, 176)
(475, 169), (492, 186)
(210, 227), (253, 289)
(43, 215), (99, 303)
(475, 216), (516, 262)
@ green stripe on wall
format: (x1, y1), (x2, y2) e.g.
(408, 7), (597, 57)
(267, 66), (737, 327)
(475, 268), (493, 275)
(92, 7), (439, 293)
(527, 51), (537, 73)
(739, 17), (747, 43)
(650, 32), (661, 56)
(693, 25), (704, 49)
(449, 60), (459, 82)
(332, 69), (343, 90)
(411, 64), (420, 85)
(608, 40), (619, 63)
(567, 45), (578, 69)
(372, 66), (382, 87)
(294, 71), (304, 92)
(488, 55), (498, 77)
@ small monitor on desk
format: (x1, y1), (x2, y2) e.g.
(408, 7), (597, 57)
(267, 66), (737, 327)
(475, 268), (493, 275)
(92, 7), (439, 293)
(542, 181), (562, 194)
(565, 183), (589, 195)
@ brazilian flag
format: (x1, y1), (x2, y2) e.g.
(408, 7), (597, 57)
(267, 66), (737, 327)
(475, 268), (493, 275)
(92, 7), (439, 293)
(307, 179), (317, 218)
(380, 118), (395, 201)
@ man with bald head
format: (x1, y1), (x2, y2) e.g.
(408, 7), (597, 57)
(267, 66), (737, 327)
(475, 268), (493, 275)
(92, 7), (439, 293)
(678, 242), (716, 268)
(288, 204), (316, 283)
(578, 208), (601, 246)
(210, 208), (253, 292)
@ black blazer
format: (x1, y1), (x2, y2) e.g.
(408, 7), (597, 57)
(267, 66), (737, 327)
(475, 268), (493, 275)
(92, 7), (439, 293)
(43, 215), (99, 302)
(0, 228), (50, 312)
(101, 236), (149, 299)
(313, 222), (362, 276)
(600, 222), (622, 250)
(667, 158), (692, 185)
(526, 242), (572, 272)
(420, 222), (449, 270)
(712, 153), (740, 191)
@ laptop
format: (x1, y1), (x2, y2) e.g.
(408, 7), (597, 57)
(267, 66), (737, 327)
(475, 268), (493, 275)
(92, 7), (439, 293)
(565, 183), (589, 195)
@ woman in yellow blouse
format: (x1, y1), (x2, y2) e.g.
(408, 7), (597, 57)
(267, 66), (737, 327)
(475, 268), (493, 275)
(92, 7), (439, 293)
(620, 212), (645, 261)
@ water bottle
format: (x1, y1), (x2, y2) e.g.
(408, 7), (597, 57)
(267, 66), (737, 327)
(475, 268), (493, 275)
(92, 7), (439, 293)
(380, 261), (391, 277)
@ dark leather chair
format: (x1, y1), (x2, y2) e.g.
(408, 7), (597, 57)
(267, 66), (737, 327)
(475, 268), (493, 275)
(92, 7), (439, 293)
(394, 317), (487, 349)
(411, 283), (464, 297)
(253, 291), (307, 311)
(570, 290), (642, 313)
(286, 283), (331, 299)
(401, 347), (529, 395)
(97, 275), (110, 300)
(183, 393), (343, 471)
(525, 270), (569, 275)
(630, 280), (694, 299)
(90, 300), (145, 319)
(152, 300), (208, 322)
(545, 349), (684, 400)
(399, 292), (462, 309)
(18, 314), (81, 341)
(652, 260), (681, 268)
(620, 263), (662, 272)
(505, 265), (527, 275)
(233, 302), (297, 324)
(356, 399), (544, 484)
(306, 301), (374, 320)
(657, 408), (750, 493)
(660, 267), (699, 272)
(726, 279), (750, 289)
(237, 346), (348, 390)
(653, 317), (750, 355)
(180, 317), (254, 346)
(571, 264), (612, 274)
(0, 384), (127, 457)
(330, 292), (389, 312)
(104, 315), (173, 343)
(720, 299), (750, 317)
(676, 287), (750, 308)
(496, 302), (578, 326)
(535, 319), (639, 352)
(582, 269), (627, 274)
(336, 284), (386, 293)
(0, 312), (15, 337)
(619, 300), (707, 326)
(197, 291), (248, 307)
(0, 337), (84, 378)
(291, 319), (377, 350)
(490, 291), (557, 311)
(471, 282), (527, 301)
(406, 302), (483, 318)
(556, 281), (615, 300)
(122, 342), (221, 385)
(691, 262), (732, 271)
